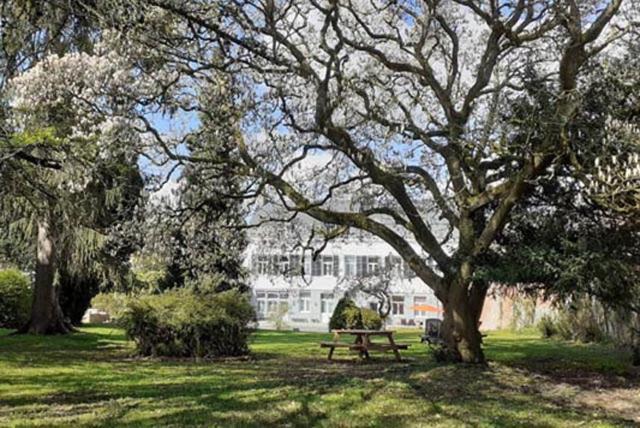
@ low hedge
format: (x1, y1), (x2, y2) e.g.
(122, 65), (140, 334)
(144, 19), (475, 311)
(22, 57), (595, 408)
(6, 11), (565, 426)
(121, 289), (256, 358)
(0, 269), (32, 329)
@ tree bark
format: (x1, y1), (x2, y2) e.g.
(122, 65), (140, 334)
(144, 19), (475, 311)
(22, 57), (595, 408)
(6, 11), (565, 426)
(439, 279), (488, 364)
(19, 218), (71, 334)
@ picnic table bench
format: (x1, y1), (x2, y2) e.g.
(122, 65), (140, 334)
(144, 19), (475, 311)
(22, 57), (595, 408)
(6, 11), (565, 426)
(320, 329), (410, 361)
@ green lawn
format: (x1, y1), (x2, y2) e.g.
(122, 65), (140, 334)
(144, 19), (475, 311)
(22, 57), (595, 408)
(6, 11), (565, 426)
(0, 326), (638, 427)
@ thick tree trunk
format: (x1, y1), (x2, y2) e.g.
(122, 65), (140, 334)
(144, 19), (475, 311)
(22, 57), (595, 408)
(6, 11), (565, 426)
(439, 279), (488, 364)
(19, 218), (71, 334)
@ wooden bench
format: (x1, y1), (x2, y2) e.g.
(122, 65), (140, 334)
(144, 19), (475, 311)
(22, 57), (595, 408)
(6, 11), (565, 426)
(320, 341), (366, 350)
(320, 330), (410, 361)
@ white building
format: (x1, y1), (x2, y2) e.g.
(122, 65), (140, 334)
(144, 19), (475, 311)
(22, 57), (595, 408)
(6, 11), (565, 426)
(246, 227), (444, 331)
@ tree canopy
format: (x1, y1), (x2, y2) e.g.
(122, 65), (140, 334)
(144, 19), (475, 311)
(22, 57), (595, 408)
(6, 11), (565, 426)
(104, 0), (639, 362)
(1, 1), (638, 363)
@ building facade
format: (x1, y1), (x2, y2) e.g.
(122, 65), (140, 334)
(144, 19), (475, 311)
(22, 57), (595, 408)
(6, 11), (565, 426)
(246, 236), (443, 331)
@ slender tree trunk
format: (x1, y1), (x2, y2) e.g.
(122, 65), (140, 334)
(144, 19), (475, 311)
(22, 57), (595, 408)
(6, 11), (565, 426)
(19, 218), (71, 334)
(439, 278), (488, 364)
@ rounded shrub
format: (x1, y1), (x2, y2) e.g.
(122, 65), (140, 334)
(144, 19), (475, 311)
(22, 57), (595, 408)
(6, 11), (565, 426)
(121, 289), (256, 358)
(329, 296), (383, 331)
(0, 269), (32, 329)
(329, 296), (359, 331)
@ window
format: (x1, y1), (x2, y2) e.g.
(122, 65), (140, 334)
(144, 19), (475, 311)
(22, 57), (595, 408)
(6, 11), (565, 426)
(356, 255), (368, 276)
(320, 293), (334, 314)
(298, 291), (311, 312)
(267, 300), (278, 314)
(278, 292), (289, 310)
(367, 256), (380, 274)
(369, 302), (378, 311)
(266, 292), (279, 314)
(312, 257), (322, 276)
(322, 256), (334, 276)
(256, 292), (266, 318)
(344, 255), (356, 277)
(264, 292), (289, 315)
(392, 295), (405, 315)
(279, 255), (290, 275)
(333, 255), (340, 276)
(256, 255), (269, 275)
(413, 296), (427, 317)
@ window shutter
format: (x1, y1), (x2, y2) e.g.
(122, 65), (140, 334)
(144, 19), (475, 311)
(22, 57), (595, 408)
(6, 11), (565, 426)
(251, 254), (257, 274)
(290, 255), (300, 275)
(312, 257), (322, 276)
(333, 255), (340, 277)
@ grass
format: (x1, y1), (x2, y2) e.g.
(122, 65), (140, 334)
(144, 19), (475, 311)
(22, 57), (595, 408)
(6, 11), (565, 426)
(0, 326), (638, 427)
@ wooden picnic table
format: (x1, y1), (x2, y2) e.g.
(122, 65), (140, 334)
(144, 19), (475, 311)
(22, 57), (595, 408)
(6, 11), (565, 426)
(320, 329), (409, 361)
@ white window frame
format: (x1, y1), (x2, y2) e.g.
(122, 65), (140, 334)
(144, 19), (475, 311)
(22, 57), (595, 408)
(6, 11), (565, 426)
(298, 291), (311, 313)
(392, 295), (405, 315)
(344, 255), (356, 277)
(322, 256), (334, 276)
(264, 292), (289, 314)
(413, 295), (427, 317)
(320, 293), (334, 314)
(257, 255), (269, 275)
(256, 292), (266, 317)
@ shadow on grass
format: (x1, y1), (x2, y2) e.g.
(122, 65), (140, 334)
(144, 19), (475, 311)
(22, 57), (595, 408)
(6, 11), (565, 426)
(1, 327), (638, 427)
(485, 333), (638, 390)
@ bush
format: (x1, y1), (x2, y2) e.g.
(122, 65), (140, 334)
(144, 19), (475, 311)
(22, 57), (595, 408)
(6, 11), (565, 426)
(537, 314), (557, 339)
(0, 269), (31, 329)
(135, 269), (167, 292)
(343, 306), (363, 329)
(91, 292), (131, 323)
(329, 297), (359, 331)
(268, 303), (288, 331)
(538, 299), (606, 343)
(330, 297), (383, 330)
(360, 308), (383, 330)
(121, 289), (256, 358)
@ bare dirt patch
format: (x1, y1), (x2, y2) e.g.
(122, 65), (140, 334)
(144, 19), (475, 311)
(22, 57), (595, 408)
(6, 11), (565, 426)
(577, 386), (640, 423)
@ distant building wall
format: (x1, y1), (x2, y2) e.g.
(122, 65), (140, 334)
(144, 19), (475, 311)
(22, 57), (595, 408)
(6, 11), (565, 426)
(480, 287), (554, 331)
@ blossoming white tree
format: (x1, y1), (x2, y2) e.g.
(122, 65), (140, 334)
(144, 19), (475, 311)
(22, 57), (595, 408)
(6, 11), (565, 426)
(1, 35), (148, 333)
